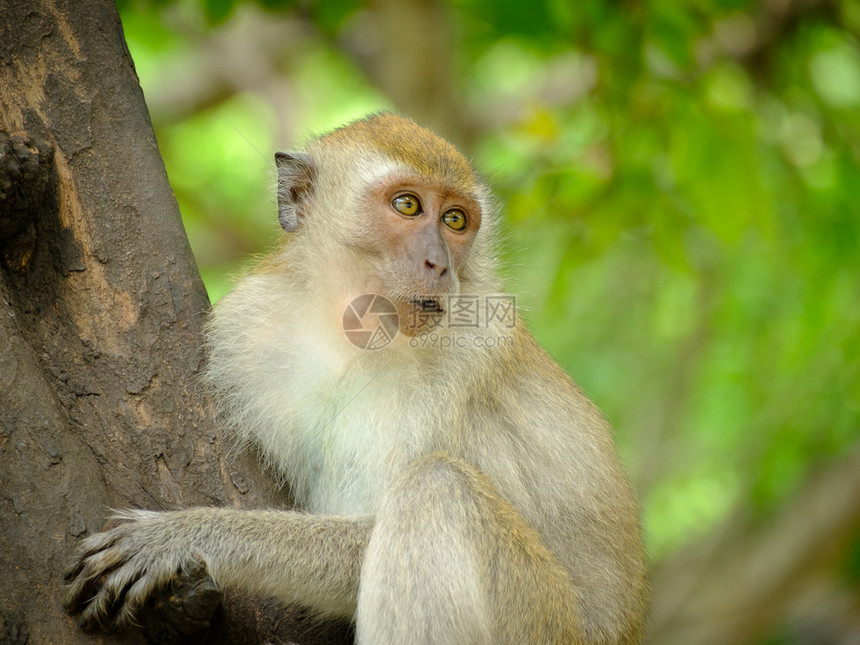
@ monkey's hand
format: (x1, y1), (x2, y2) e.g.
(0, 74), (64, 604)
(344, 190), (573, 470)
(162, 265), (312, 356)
(63, 510), (220, 633)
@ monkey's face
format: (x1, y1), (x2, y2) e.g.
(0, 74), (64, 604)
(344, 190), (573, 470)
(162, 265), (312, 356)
(279, 115), (494, 338)
(354, 173), (482, 317)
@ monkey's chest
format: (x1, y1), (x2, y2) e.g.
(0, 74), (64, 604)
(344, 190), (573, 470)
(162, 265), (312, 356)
(292, 382), (424, 515)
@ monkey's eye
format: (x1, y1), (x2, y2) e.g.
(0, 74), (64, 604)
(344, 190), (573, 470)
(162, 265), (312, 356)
(441, 209), (467, 231)
(392, 194), (421, 216)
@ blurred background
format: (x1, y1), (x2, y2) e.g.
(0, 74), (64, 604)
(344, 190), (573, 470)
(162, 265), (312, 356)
(116, 0), (860, 642)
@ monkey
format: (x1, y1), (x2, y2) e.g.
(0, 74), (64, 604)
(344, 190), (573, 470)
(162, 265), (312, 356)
(64, 113), (649, 644)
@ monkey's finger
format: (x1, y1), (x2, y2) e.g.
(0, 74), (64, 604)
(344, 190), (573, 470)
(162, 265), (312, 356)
(63, 547), (129, 612)
(64, 567), (102, 614)
(64, 533), (127, 588)
(69, 572), (119, 633)
(113, 573), (160, 630)
(64, 516), (146, 584)
(76, 609), (100, 631)
(62, 558), (85, 582)
(77, 558), (144, 629)
(64, 548), (102, 583)
(75, 526), (126, 559)
(75, 596), (121, 633)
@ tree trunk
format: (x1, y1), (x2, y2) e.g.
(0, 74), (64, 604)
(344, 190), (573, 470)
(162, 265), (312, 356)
(0, 1), (351, 643)
(340, 0), (471, 147)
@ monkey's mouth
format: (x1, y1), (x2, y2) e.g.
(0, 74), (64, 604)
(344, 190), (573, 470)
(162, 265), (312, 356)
(407, 297), (445, 313)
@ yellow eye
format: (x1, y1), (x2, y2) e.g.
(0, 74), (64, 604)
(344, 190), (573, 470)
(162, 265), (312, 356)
(442, 209), (467, 231)
(392, 194), (421, 216)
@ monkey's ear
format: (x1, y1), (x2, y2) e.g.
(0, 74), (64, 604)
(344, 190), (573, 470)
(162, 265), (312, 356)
(274, 151), (316, 232)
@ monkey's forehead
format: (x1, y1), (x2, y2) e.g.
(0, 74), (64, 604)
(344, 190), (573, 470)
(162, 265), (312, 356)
(315, 113), (479, 190)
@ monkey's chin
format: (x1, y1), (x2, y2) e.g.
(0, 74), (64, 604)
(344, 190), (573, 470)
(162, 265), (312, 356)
(388, 295), (447, 337)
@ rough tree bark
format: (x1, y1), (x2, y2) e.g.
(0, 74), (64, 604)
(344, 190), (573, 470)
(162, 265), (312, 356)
(0, 1), (351, 643)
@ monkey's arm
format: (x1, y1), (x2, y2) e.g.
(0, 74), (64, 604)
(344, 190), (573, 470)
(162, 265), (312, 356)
(64, 508), (370, 630)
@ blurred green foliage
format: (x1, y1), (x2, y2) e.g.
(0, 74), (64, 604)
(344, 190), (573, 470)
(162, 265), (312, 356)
(119, 0), (860, 570)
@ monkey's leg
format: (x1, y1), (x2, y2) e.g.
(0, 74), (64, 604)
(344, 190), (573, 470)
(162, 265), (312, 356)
(64, 508), (371, 630)
(355, 451), (583, 645)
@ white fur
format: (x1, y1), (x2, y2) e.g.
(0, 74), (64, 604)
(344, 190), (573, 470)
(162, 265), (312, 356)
(204, 254), (503, 514)
(205, 144), (503, 514)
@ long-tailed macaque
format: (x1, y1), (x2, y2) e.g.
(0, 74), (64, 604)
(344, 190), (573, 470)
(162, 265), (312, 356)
(64, 113), (648, 644)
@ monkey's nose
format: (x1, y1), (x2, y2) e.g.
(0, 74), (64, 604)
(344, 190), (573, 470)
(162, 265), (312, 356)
(424, 259), (448, 278)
